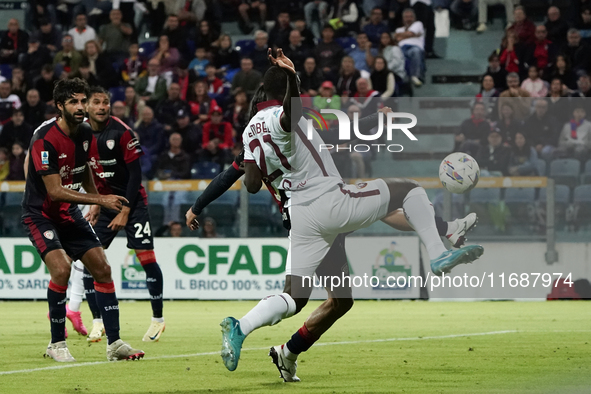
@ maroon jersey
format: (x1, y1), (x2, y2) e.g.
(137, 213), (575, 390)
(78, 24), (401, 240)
(23, 119), (101, 224)
(90, 116), (147, 205)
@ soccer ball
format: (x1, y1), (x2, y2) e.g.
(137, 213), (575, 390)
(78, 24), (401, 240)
(439, 153), (480, 194)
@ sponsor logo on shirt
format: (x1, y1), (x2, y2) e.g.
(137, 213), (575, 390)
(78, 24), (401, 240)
(58, 153), (67, 159)
(127, 139), (140, 150)
(41, 151), (49, 165)
(59, 165), (71, 178)
(99, 159), (117, 165)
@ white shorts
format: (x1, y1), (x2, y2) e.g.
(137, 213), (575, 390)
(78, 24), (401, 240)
(286, 179), (391, 277)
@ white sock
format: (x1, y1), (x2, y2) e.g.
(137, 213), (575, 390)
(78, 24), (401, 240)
(239, 293), (297, 336)
(446, 220), (458, 236)
(93, 318), (103, 324)
(68, 261), (85, 313)
(152, 317), (164, 323)
(282, 344), (298, 361)
(403, 188), (448, 259)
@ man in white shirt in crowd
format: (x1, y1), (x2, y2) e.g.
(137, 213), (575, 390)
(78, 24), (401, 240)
(68, 13), (96, 51)
(395, 8), (425, 87)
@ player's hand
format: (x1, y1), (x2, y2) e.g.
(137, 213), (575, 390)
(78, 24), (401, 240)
(85, 205), (101, 227)
(99, 195), (129, 212)
(185, 208), (200, 231)
(268, 48), (296, 75)
(107, 206), (130, 231)
(378, 106), (393, 114)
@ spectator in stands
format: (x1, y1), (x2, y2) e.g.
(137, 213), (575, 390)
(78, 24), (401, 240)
(475, 129), (511, 175)
(251, 30), (271, 75)
(21, 89), (46, 128)
(53, 35), (83, 77)
(84, 40), (118, 88)
(172, 108), (202, 157)
(525, 98), (560, 160)
(299, 57), (323, 96)
(388, 0), (411, 31)
(34, 18), (59, 54)
(175, 60), (197, 101)
(476, 0), (514, 33)
(496, 103), (522, 144)
(269, 11), (293, 49)
(294, 18), (316, 49)
(547, 55), (577, 91)
(455, 102), (490, 155)
(547, 78), (570, 123)
(314, 24), (344, 78)
(224, 88), (249, 137)
(521, 66), (549, 98)
(135, 58), (168, 107)
(0, 81), (21, 126)
(0, 147), (8, 181)
(450, 0), (478, 31)
(562, 29), (591, 75)
(571, 74), (591, 98)
(304, 0), (329, 39)
(137, 106), (167, 163)
(524, 25), (557, 79)
(152, 35), (181, 81)
(44, 105), (57, 121)
(484, 52), (507, 92)
(70, 58), (99, 86)
(195, 20), (220, 50)
(336, 56), (361, 96)
(213, 34), (241, 72)
(545, 6), (569, 49)
(111, 101), (132, 127)
(155, 132), (191, 180)
(69, 13), (97, 51)
(476, 74), (500, 118)
(121, 42), (146, 87)
(10, 67), (28, 102)
(35, 64), (58, 105)
(327, 0), (360, 37)
(556, 106), (591, 160)
(6, 142), (25, 180)
(190, 80), (218, 125)
(313, 81), (340, 124)
(238, 0), (267, 34)
(0, 19), (29, 65)
(371, 56), (395, 97)
(161, 14), (189, 59)
(284, 30), (312, 73)
(124, 86), (145, 127)
(395, 8), (425, 87)
(231, 57), (263, 97)
(506, 6), (536, 46)
(499, 31), (519, 74)
(156, 221), (184, 237)
(364, 8), (389, 46)
(189, 47), (209, 78)
(575, 6), (591, 33)
(99, 9), (133, 62)
(349, 78), (379, 117)
(508, 131), (538, 176)
(201, 106), (233, 165)
(348, 32), (377, 74)
(205, 64), (224, 95)
(171, 0), (205, 30)
(0, 108), (32, 149)
(498, 72), (532, 122)
(201, 217), (221, 238)
(411, 0), (438, 58)
(20, 37), (52, 84)
(379, 32), (406, 81)
(156, 82), (191, 130)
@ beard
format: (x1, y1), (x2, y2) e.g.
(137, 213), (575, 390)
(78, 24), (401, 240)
(63, 108), (85, 135)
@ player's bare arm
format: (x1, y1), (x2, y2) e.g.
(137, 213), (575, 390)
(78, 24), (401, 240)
(81, 164), (102, 226)
(41, 172), (128, 212)
(268, 48), (300, 132)
(244, 162), (263, 194)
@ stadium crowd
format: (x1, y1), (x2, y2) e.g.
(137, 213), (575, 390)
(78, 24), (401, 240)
(0, 0), (590, 183)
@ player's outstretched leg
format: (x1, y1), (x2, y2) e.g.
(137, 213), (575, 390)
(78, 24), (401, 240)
(81, 248), (145, 361)
(66, 261), (88, 336)
(136, 250), (165, 342)
(221, 292), (298, 371)
(83, 266), (104, 342)
(382, 180), (483, 276)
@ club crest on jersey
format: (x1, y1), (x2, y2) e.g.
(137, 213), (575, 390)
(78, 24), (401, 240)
(83, 141), (89, 151)
(43, 230), (54, 240)
(106, 140), (115, 150)
(356, 182), (368, 189)
(41, 151), (49, 165)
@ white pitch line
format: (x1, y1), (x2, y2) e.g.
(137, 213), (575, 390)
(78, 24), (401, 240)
(0, 330), (517, 376)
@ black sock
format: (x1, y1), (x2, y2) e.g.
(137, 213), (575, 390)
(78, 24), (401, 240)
(285, 324), (319, 355)
(48, 281), (68, 343)
(142, 262), (164, 318)
(94, 281), (120, 345)
(435, 216), (448, 237)
(83, 267), (101, 319)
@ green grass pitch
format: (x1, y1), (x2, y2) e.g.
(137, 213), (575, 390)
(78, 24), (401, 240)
(1, 300), (590, 393)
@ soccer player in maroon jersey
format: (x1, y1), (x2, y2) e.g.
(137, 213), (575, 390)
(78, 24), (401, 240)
(22, 78), (145, 362)
(85, 86), (165, 342)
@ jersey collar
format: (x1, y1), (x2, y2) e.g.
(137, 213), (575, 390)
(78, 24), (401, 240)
(256, 100), (282, 111)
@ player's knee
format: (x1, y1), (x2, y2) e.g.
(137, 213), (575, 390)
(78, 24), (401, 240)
(329, 297), (354, 316)
(52, 265), (71, 286)
(386, 178), (421, 211)
(293, 298), (309, 314)
(92, 264), (112, 283)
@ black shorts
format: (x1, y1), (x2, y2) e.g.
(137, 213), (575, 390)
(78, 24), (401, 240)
(93, 201), (154, 250)
(22, 211), (102, 261)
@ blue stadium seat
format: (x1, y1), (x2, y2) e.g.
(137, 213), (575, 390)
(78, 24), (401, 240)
(335, 37), (357, 52)
(0, 64), (12, 80)
(248, 192), (278, 228)
(504, 188), (536, 227)
(109, 86), (126, 103)
(191, 162), (221, 179)
(534, 159), (546, 176)
(573, 185), (591, 229)
(582, 160), (591, 184)
(468, 188), (501, 227)
(139, 41), (157, 57)
(539, 184), (571, 205)
(202, 190), (239, 228)
(469, 188), (500, 203)
(235, 39), (255, 56)
(549, 159), (581, 188)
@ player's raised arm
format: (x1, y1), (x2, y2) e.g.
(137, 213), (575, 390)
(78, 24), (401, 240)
(268, 48), (300, 133)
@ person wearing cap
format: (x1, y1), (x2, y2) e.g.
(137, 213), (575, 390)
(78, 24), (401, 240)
(312, 81), (341, 124)
(201, 106), (233, 165)
(475, 128), (511, 176)
(172, 108), (202, 159)
(0, 19), (29, 65)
